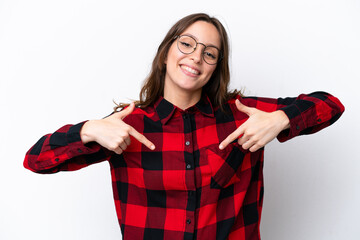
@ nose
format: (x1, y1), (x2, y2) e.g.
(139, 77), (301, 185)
(190, 44), (205, 64)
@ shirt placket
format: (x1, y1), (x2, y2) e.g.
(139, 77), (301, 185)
(182, 112), (196, 240)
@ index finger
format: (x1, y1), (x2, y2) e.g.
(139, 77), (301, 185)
(219, 126), (244, 150)
(129, 127), (156, 150)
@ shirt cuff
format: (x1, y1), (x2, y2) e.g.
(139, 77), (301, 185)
(65, 121), (102, 158)
(277, 105), (306, 142)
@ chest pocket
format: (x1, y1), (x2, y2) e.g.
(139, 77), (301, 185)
(205, 143), (247, 189)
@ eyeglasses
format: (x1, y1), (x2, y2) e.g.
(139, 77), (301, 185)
(174, 35), (222, 65)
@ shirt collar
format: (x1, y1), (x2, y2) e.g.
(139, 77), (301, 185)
(154, 95), (215, 125)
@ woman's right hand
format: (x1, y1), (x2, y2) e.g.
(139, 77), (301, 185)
(80, 102), (155, 154)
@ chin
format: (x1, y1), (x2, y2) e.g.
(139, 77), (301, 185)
(180, 78), (207, 89)
(177, 82), (201, 92)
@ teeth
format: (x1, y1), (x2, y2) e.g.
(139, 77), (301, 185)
(182, 65), (199, 75)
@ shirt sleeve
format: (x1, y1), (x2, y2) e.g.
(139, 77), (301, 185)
(23, 121), (113, 174)
(240, 91), (345, 142)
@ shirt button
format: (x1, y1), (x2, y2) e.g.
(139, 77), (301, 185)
(296, 125), (300, 130)
(317, 118), (322, 122)
(185, 141), (190, 146)
(186, 219), (191, 224)
(77, 148), (83, 153)
(186, 164), (191, 169)
(55, 158), (59, 162)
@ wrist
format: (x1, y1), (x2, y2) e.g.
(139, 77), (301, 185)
(275, 110), (290, 130)
(80, 120), (96, 144)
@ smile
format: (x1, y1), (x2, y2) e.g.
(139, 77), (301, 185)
(180, 65), (200, 75)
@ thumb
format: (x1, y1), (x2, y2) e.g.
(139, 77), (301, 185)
(235, 99), (253, 116)
(118, 102), (136, 119)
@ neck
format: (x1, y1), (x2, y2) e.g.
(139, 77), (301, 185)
(163, 85), (202, 110)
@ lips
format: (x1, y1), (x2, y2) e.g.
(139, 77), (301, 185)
(180, 64), (201, 75)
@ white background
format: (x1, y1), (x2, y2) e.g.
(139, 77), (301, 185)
(1, 0), (359, 239)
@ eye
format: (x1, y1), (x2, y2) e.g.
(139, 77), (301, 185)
(180, 41), (193, 48)
(204, 51), (216, 60)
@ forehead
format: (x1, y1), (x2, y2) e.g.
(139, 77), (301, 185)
(181, 21), (221, 48)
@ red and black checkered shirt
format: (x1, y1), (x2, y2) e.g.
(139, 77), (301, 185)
(24, 92), (344, 240)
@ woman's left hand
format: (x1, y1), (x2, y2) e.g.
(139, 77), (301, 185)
(219, 99), (290, 152)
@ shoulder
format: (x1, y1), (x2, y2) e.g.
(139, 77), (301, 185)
(122, 104), (159, 125)
(212, 95), (248, 121)
(224, 94), (262, 110)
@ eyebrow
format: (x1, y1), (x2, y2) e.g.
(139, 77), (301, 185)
(182, 33), (220, 49)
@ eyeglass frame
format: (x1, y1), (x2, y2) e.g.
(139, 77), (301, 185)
(173, 35), (223, 65)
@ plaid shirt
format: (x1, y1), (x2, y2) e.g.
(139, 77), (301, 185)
(24, 92), (344, 240)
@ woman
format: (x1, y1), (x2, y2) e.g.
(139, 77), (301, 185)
(24, 13), (344, 240)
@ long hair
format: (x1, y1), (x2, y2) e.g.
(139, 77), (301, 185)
(114, 13), (240, 112)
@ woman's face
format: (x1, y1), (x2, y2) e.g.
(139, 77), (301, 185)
(164, 21), (221, 98)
